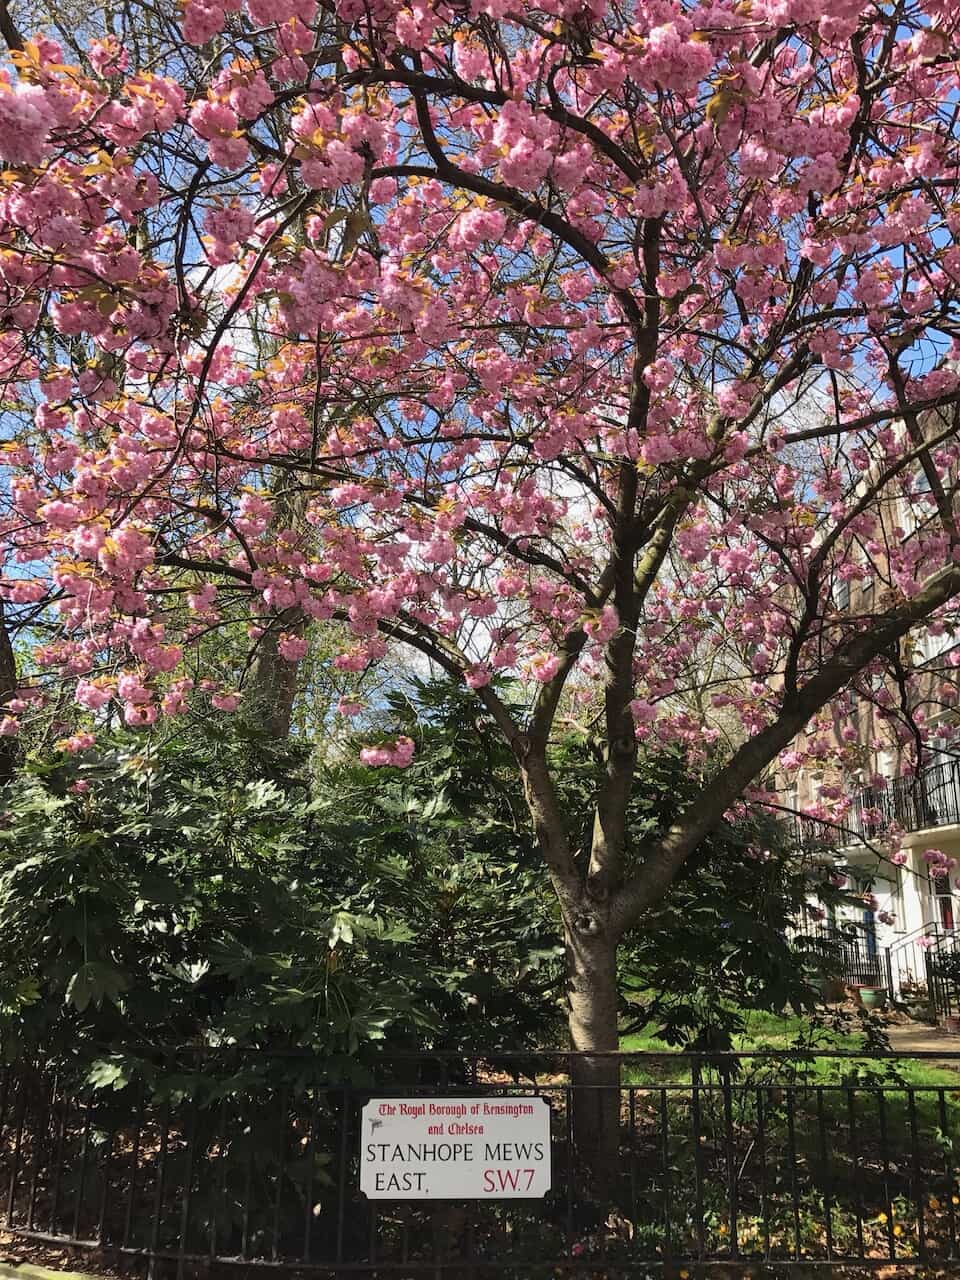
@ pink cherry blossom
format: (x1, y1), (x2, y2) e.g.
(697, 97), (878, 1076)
(277, 633), (308, 662)
(359, 736), (415, 767)
(0, 84), (56, 164)
(529, 653), (562, 683)
(123, 702), (158, 727)
(3, 0), (960, 1059)
(76, 679), (113, 710)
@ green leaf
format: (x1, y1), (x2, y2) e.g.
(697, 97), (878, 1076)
(66, 962), (129, 1012)
(87, 1058), (131, 1091)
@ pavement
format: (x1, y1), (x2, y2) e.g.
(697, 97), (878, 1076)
(885, 1020), (960, 1059)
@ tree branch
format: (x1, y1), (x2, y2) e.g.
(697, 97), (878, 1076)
(612, 559), (960, 933)
(0, 0), (23, 52)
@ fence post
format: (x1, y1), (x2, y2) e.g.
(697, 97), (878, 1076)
(721, 1062), (739, 1258)
(691, 1056), (706, 1262)
(925, 944), (940, 1018)
(5, 1075), (26, 1228)
(176, 1097), (198, 1280)
(26, 1074), (53, 1231)
(335, 1083), (350, 1265)
(147, 1100), (170, 1280)
(122, 1087), (144, 1251)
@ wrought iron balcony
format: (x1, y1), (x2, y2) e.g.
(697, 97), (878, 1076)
(794, 757), (960, 853)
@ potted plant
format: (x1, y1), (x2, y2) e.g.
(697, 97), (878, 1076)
(848, 983), (888, 1011)
(898, 977), (933, 1020)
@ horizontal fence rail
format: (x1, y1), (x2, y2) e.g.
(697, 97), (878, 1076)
(3, 1052), (960, 1276)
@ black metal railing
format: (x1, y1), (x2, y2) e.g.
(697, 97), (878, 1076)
(858, 761), (960, 837)
(801, 919), (960, 1019)
(885, 924), (960, 1019)
(887, 924), (940, 1012)
(5, 1052), (960, 1275)
(797, 920), (891, 991)
(795, 759), (960, 853)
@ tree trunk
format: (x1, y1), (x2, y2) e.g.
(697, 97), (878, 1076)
(244, 609), (302, 739)
(566, 923), (621, 1203)
(0, 600), (19, 784)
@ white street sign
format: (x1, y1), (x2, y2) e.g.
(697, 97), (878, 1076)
(359, 1096), (552, 1199)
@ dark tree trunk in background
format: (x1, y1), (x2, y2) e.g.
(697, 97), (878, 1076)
(245, 608), (302, 739)
(0, 601), (19, 784)
(244, 485), (308, 740)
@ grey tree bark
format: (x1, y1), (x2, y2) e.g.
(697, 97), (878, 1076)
(565, 929), (621, 1193)
(244, 608), (303, 740)
(0, 601), (17, 784)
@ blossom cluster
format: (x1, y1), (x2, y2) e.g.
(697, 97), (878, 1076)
(0, 0), (958, 774)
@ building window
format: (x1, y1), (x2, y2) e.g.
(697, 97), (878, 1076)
(836, 580), (851, 610)
(931, 872), (955, 931)
(854, 875), (879, 959)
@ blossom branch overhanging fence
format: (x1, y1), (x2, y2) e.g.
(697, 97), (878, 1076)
(3, 1049), (960, 1277)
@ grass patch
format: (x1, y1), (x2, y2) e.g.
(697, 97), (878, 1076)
(620, 1005), (960, 1089)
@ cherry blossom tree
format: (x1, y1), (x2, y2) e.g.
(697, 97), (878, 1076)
(3, 0), (960, 1177)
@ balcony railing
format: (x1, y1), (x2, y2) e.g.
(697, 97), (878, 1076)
(797, 919), (889, 988)
(795, 757), (960, 853)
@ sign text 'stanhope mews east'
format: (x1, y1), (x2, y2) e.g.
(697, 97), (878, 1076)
(360, 1097), (551, 1199)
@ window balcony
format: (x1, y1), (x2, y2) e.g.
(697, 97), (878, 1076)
(795, 758), (960, 852)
